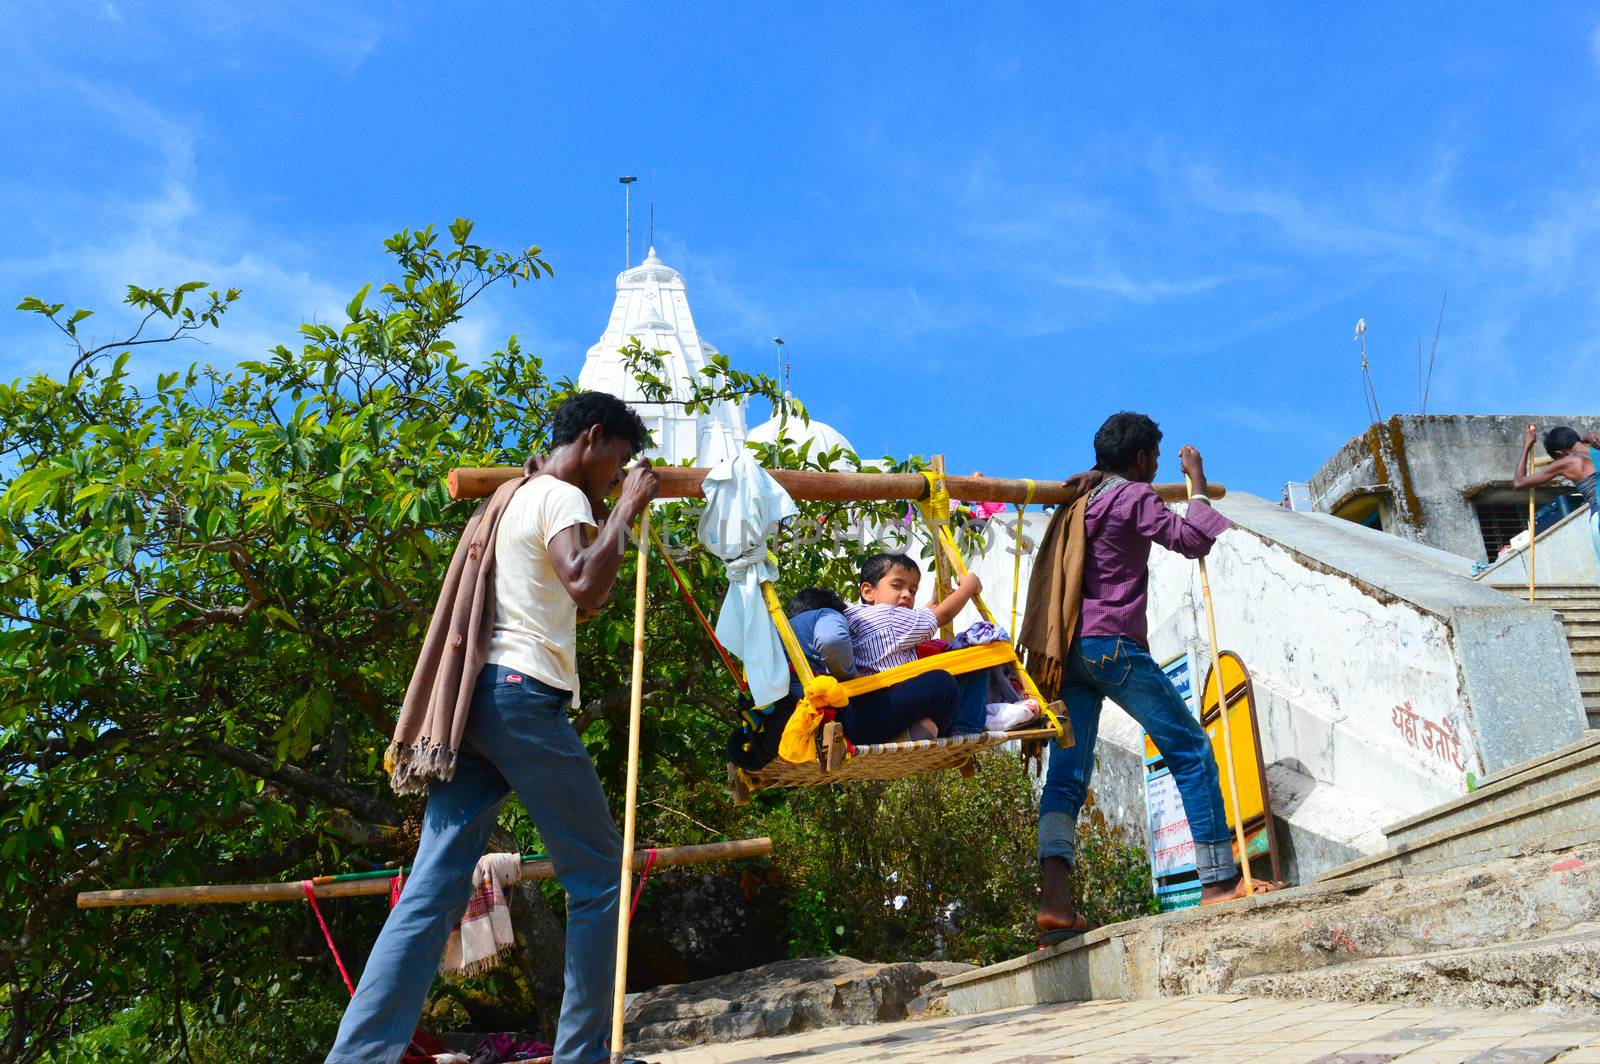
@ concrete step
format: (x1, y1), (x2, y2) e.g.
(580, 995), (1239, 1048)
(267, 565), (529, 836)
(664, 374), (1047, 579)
(1231, 923), (1600, 1014)
(1315, 774), (1600, 883)
(1382, 733), (1600, 848)
(938, 842), (1600, 1016)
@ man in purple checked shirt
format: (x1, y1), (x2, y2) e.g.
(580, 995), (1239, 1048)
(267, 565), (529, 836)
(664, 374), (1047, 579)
(1037, 412), (1274, 946)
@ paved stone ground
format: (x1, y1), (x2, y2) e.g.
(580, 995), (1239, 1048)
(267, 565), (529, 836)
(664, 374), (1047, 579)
(653, 994), (1600, 1063)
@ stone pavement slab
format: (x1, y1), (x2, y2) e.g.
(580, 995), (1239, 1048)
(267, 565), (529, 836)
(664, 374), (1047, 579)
(653, 995), (1600, 1063)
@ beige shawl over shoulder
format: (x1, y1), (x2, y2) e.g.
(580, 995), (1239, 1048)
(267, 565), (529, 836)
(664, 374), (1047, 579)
(1017, 471), (1102, 699)
(386, 471), (534, 794)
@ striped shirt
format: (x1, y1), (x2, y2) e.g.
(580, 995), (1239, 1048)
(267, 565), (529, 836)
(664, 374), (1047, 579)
(844, 603), (939, 673)
(1079, 480), (1230, 647)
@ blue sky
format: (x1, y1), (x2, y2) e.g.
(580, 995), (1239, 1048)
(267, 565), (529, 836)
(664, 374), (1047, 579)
(4, 3), (1600, 498)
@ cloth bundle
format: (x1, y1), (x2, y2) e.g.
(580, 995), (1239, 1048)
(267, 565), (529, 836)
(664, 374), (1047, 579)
(391, 852), (526, 978)
(440, 851), (524, 976)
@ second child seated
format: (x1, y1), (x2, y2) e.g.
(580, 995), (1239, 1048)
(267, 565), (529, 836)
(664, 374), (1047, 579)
(840, 553), (982, 744)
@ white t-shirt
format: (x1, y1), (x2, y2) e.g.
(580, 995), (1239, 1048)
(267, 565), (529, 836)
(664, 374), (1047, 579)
(485, 476), (598, 706)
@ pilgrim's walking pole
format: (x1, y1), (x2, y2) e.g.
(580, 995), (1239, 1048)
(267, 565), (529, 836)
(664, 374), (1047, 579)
(610, 507), (650, 1064)
(1528, 425), (1538, 604)
(1185, 466), (1255, 896)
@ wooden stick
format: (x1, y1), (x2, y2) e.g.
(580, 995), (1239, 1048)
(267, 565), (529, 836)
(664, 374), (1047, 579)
(1528, 428), (1537, 604)
(610, 506), (651, 1064)
(75, 838), (771, 909)
(1187, 474), (1255, 895)
(448, 465), (1225, 506)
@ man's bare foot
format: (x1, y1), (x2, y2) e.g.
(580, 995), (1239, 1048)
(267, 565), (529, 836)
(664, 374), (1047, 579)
(907, 718), (938, 740)
(1199, 872), (1242, 905)
(1200, 872), (1282, 906)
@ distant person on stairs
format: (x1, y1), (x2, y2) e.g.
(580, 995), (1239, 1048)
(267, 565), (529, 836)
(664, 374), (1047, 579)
(1020, 411), (1276, 948)
(1512, 423), (1600, 579)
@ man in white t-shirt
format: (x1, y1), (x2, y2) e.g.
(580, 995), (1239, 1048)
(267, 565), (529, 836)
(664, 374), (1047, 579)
(328, 392), (659, 1064)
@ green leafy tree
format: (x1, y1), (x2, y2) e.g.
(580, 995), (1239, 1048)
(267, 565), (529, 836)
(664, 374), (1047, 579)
(1, 219), (1149, 1063)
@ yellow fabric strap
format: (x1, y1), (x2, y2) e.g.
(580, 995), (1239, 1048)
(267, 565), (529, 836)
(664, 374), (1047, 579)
(1010, 478), (1036, 640)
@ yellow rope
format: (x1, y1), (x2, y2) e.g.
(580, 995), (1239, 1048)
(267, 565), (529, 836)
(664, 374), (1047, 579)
(1010, 478), (1036, 641)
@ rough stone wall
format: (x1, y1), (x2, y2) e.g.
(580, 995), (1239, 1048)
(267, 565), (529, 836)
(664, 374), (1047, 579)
(1308, 414), (1600, 563)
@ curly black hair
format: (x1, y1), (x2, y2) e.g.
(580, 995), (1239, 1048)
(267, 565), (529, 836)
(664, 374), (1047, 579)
(550, 391), (649, 453)
(1093, 411), (1162, 472)
(858, 552), (919, 588)
(786, 587), (848, 616)
(1544, 426), (1580, 459)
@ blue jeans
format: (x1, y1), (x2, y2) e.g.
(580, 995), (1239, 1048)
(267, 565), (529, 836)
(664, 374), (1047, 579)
(1038, 636), (1238, 885)
(327, 666), (622, 1064)
(952, 670), (994, 734)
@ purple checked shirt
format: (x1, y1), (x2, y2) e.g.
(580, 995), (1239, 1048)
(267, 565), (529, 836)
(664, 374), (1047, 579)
(1077, 480), (1231, 647)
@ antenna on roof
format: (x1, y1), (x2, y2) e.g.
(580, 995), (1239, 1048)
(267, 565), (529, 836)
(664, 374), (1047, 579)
(649, 168), (656, 248)
(1421, 292), (1446, 418)
(619, 176), (638, 269)
(1356, 317), (1382, 425)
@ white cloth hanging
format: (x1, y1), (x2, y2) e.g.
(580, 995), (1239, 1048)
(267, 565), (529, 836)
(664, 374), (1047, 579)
(699, 452), (799, 707)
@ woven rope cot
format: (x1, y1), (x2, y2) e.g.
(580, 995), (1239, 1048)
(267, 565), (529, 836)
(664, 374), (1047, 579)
(731, 721), (1064, 799)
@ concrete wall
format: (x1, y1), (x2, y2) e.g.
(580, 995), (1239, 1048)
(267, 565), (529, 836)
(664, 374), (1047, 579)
(1092, 493), (1585, 881)
(1307, 414), (1600, 563)
(902, 490), (1587, 883)
(1476, 505), (1597, 587)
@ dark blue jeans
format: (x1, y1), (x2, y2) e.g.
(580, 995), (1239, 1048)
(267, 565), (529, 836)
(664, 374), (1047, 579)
(1038, 636), (1237, 885)
(326, 667), (622, 1064)
(840, 670), (959, 744)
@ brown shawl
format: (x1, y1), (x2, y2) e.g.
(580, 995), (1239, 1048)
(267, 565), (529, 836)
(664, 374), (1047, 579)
(1017, 471), (1103, 699)
(386, 469), (536, 794)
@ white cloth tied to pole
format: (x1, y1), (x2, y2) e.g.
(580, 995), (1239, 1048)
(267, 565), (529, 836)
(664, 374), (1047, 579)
(699, 452), (799, 708)
(440, 851), (521, 976)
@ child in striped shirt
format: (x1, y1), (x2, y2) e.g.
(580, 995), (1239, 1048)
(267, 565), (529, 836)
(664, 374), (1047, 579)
(837, 553), (982, 744)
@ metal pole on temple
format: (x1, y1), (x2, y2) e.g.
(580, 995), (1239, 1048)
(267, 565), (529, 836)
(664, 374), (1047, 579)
(609, 506), (650, 1064)
(619, 176), (637, 269)
(1186, 474), (1255, 895)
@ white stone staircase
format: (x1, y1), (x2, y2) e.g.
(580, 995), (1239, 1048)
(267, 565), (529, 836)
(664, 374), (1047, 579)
(1529, 584), (1600, 730)
(937, 732), (1600, 1016)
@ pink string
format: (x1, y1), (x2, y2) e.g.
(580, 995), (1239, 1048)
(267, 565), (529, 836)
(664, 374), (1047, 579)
(302, 880), (356, 996)
(629, 849), (658, 922)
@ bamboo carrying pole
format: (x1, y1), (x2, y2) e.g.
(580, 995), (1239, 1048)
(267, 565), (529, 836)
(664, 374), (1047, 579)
(1186, 473), (1255, 895)
(75, 838), (772, 909)
(448, 465), (1224, 506)
(610, 507), (651, 1064)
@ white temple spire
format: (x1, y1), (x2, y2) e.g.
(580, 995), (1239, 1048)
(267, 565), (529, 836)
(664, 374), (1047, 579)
(576, 248), (746, 463)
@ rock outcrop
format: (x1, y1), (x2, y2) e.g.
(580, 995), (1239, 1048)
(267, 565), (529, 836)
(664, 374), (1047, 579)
(624, 955), (973, 1052)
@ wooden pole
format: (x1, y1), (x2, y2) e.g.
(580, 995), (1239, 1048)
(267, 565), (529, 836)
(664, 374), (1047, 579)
(610, 506), (651, 1064)
(75, 838), (771, 909)
(1187, 474), (1255, 896)
(448, 465), (1224, 506)
(1528, 428), (1537, 604)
